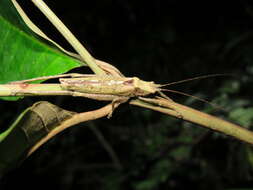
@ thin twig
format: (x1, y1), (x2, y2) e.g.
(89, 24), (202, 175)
(30, 0), (105, 75)
(12, 0), (123, 76)
(130, 97), (253, 145)
(27, 103), (114, 156)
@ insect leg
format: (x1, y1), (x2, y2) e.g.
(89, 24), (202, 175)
(70, 92), (122, 101)
(108, 97), (129, 118)
(8, 73), (93, 84)
(139, 96), (183, 119)
(158, 91), (174, 102)
(70, 92), (129, 118)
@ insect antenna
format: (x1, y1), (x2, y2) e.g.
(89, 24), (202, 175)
(159, 73), (234, 87)
(160, 89), (225, 111)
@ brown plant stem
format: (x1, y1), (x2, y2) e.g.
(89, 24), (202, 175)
(27, 103), (114, 156)
(130, 97), (253, 145)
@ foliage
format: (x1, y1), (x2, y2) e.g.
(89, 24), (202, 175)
(1, 0), (253, 190)
(0, 0), (81, 101)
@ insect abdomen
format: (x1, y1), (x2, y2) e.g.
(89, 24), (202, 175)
(60, 76), (136, 96)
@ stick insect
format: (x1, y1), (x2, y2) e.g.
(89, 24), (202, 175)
(9, 0), (226, 115)
(9, 73), (227, 116)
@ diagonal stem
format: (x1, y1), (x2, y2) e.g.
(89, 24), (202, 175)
(130, 97), (253, 145)
(30, 0), (105, 75)
(27, 103), (114, 156)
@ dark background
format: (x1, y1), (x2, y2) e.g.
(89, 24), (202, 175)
(1, 0), (253, 189)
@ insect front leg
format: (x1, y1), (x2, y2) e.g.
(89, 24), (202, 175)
(138, 97), (183, 119)
(158, 91), (174, 102)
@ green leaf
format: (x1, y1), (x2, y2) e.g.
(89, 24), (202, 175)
(0, 0), (82, 100)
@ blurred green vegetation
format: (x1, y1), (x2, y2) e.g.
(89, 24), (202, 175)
(1, 0), (253, 190)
